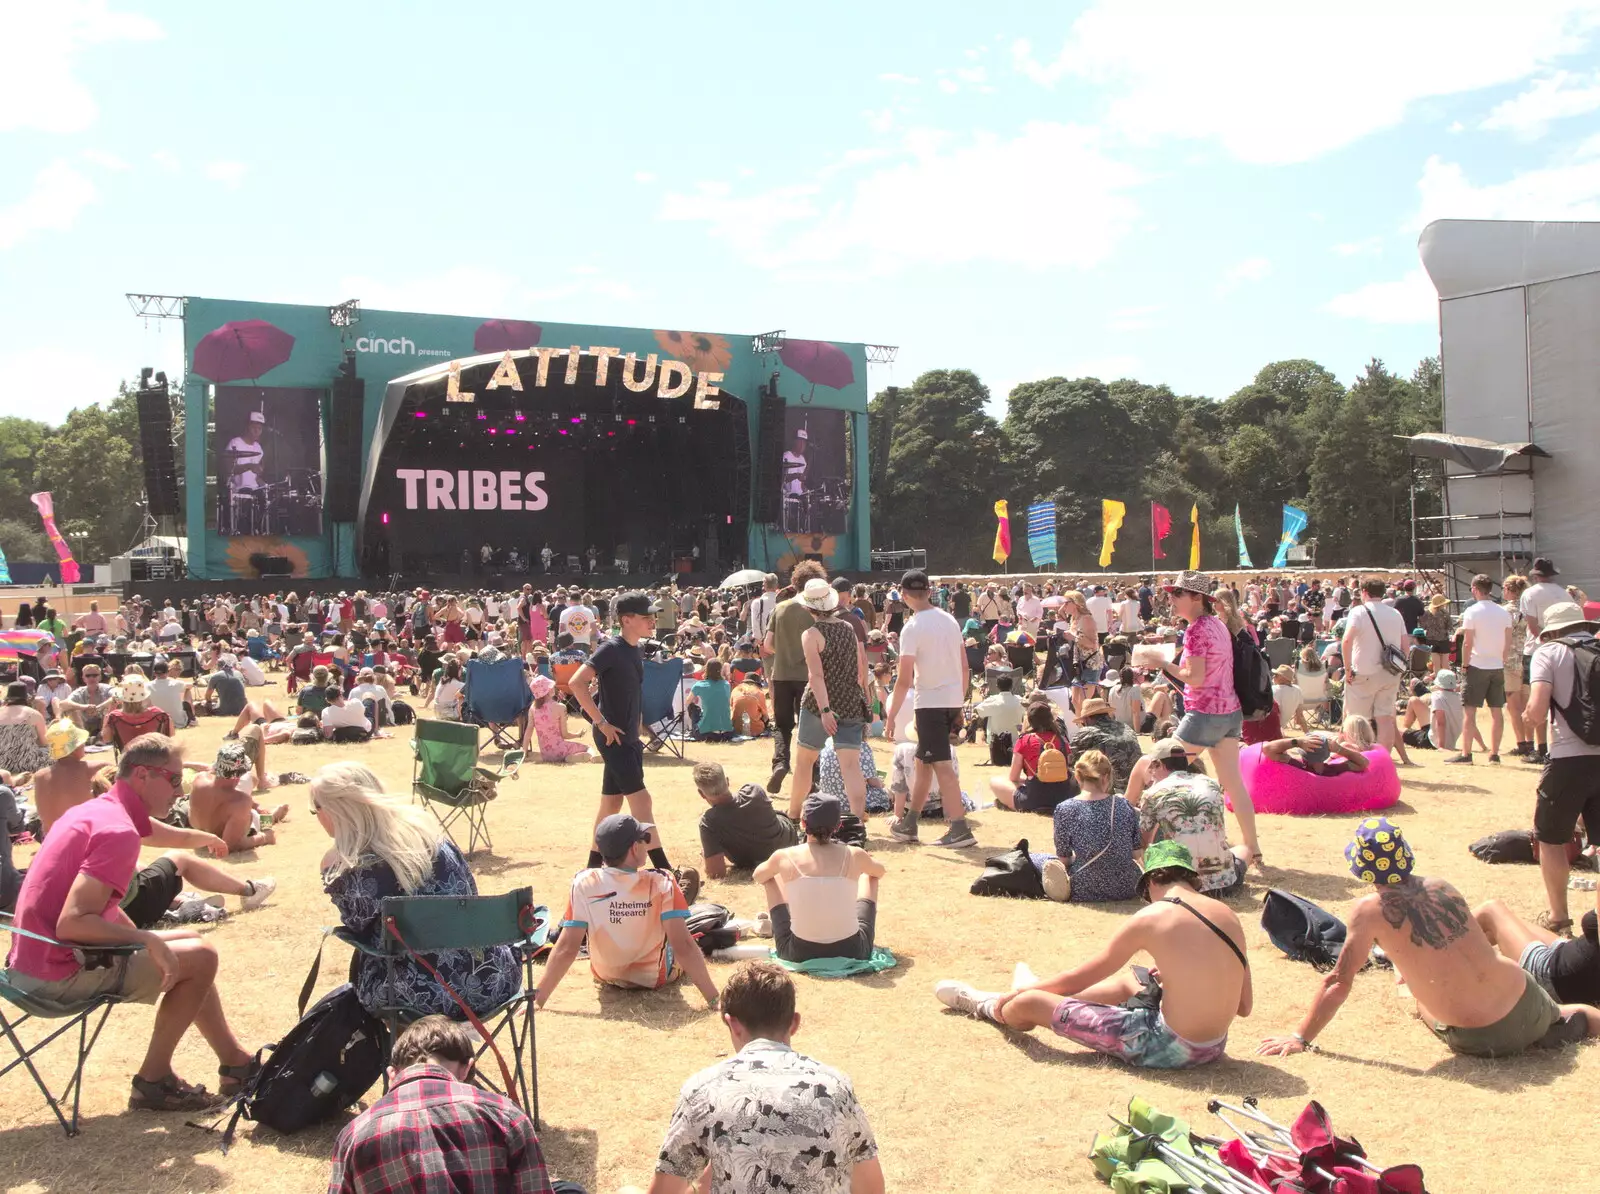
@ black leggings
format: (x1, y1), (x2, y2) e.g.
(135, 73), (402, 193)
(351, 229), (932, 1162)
(770, 899), (876, 962)
(770, 680), (806, 766)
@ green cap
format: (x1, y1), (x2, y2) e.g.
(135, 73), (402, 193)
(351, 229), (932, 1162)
(1137, 839), (1199, 900)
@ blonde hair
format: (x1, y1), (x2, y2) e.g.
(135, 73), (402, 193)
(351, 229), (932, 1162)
(1074, 748), (1114, 791)
(1340, 715), (1375, 750)
(312, 761), (443, 893)
(1212, 588), (1246, 636)
(1502, 574), (1528, 599)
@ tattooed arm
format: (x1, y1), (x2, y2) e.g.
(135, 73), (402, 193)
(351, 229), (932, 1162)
(1259, 895), (1380, 1055)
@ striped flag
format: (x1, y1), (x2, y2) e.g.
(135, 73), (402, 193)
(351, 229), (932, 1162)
(1026, 502), (1057, 568)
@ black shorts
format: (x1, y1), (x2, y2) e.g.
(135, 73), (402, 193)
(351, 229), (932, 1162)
(1534, 755), (1600, 845)
(913, 708), (963, 764)
(119, 856), (181, 930)
(596, 733), (646, 796)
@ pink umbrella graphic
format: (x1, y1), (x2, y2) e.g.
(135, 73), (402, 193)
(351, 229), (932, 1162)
(779, 339), (855, 390)
(474, 319), (542, 353)
(191, 319), (296, 383)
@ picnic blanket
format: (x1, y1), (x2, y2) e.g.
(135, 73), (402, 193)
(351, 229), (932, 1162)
(768, 946), (896, 977)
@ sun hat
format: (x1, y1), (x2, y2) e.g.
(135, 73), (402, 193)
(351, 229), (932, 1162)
(46, 719), (89, 761)
(1163, 570), (1214, 596)
(798, 578), (839, 612)
(1428, 594), (1449, 611)
(1345, 817), (1414, 885)
(1272, 664), (1295, 684)
(1531, 557), (1559, 578)
(1137, 839), (1199, 900)
(213, 740), (252, 779)
(1433, 670), (1459, 691)
(529, 674), (556, 699)
(117, 675), (150, 703)
(1079, 697), (1114, 719)
(1536, 600), (1598, 641)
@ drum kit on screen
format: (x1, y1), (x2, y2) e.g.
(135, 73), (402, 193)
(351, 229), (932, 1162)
(221, 467), (323, 535)
(782, 477), (849, 534)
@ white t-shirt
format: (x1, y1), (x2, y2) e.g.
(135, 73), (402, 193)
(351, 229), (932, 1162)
(225, 434), (264, 488)
(1429, 689), (1465, 750)
(1272, 682), (1304, 724)
(321, 701), (370, 731)
(238, 656), (267, 686)
(348, 682), (391, 717)
(1085, 594), (1114, 635)
(1114, 598), (1141, 634)
(1530, 640), (1600, 759)
(559, 604), (597, 645)
(897, 606), (965, 709)
(1014, 594), (1044, 628)
(433, 678), (464, 718)
(1521, 582), (1569, 655)
(148, 677), (191, 728)
(1344, 601), (1407, 682)
(1460, 599), (1514, 670)
(749, 591), (777, 642)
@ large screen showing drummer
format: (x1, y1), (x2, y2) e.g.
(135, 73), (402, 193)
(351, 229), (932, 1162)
(214, 388), (324, 536)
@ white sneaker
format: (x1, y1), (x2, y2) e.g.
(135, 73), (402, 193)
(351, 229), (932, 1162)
(240, 876), (277, 912)
(1040, 857), (1071, 903)
(934, 980), (998, 1017)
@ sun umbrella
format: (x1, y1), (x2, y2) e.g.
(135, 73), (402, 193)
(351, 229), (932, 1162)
(779, 339), (855, 390)
(191, 319), (296, 383)
(474, 319), (542, 353)
(1041, 595), (1066, 609)
(721, 568), (767, 588)
(0, 628), (57, 655)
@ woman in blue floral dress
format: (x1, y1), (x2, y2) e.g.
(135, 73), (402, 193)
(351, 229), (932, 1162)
(312, 761), (521, 1018)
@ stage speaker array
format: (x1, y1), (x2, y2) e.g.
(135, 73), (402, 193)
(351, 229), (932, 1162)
(137, 377), (180, 517)
(752, 386), (787, 525)
(325, 371), (364, 521)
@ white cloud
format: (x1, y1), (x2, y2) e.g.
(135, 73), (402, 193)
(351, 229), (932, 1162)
(1413, 150), (1600, 228)
(633, 170), (656, 183)
(659, 122), (1145, 275)
(1012, 1), (1600, 163)
(956, 66), (987, 84)
(204, 159), (247, 189)
(1332, 236), (1383, 256)
(150, 149), (180, 172)
(863, 107), (896, 133)
(80, 147), (128, 170)
(0, 160), (97, 250)
(878, 72), (920, 84)
(937, 78), (959, 94)
(1107, 304), (1163, 332)
(0, 1), (163, 134)
(1481, 70), (1600, 136)
(1216, 256), (1272, 295)
(1324, 268), (1438, 325)
(0, 343), (157, 422)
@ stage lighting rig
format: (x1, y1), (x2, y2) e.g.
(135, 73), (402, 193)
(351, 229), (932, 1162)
(752, 330), (786, 355)
(328, 298), (361, 328)
(865, 344), (899, 364)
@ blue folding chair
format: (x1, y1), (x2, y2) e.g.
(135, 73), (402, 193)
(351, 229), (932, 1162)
(464, 657), (534, 752)
(643, 657), (689, 759)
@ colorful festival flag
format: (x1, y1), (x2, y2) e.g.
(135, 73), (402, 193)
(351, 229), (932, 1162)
(1273, 503), (1310, 568)
(0, 543), (10, 585)
(30, 492), (79, 584)
(992, 499), (1011, 564)
(1234, 503), (1253, 567)
(1189, 503), (1201, 570)
(1151, 502), (1172, 560)
(1026, 502), (1057, 568)
(1099, 499), (1127, 568)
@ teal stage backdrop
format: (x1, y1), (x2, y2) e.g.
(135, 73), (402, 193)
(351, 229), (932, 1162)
(181, 298), (871, 580)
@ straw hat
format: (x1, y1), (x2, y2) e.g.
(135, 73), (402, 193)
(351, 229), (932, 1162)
(1428, 594), (1449, 611)
(798, 578), (839, 613)
(1079, 697), (1114, 720)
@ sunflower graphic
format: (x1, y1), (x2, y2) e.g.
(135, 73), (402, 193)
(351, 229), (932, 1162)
(654, 330), (732, 374)
(775, 534), (839, 574)
(223, 536), (312, 578)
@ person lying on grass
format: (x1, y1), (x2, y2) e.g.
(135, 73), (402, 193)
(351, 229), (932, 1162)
(187, 730), (289, 853)
(936, 840), (1251, 1069)
(1260, 818), (1600, 1059)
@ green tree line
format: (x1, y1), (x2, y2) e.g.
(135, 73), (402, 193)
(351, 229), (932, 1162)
(0, 381), (184, 567)
(868, 357), (1441, 573)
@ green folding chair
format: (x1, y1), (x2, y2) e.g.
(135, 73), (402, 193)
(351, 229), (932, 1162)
(333, 888), (548, 1125)
(0, 913), (143, 1137)
(412, 719), (523, 855)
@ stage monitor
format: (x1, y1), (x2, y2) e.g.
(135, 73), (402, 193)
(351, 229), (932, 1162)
(211, 386), (325, 537)
(780, 406), (849, 535)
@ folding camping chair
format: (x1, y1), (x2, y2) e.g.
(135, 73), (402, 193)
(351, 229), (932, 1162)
(464, 657), (534, 751)
(412, 719), (521, 854)
(551, 660), (584, 712)
(103, 706), (173, 758)
(0, 914), (142, 1136)
(332, 889), (547, 1126)
(643, 657), (689, 758)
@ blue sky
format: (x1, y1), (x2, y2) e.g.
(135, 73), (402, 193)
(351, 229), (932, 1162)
(5, 1), (1600, 423)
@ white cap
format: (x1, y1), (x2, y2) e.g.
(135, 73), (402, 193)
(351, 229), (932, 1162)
(248, 410), (266, 424)
(795, 428), (808, 440)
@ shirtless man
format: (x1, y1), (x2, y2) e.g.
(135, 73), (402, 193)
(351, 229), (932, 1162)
(1260, 818), (1600, 1059)
(186, 735), (287, 853)
(935, 841), (1251, 1068)
(33, 720), (114, 835)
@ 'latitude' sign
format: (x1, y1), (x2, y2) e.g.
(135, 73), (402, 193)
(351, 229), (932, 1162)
(446, 347), (724, 409)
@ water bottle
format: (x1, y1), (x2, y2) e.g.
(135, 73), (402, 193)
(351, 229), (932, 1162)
(740, 712), (751, 736)
(311, 1071), (338, 1098)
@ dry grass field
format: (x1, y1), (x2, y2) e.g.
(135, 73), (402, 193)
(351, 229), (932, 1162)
(2, 674), (1593, 1192)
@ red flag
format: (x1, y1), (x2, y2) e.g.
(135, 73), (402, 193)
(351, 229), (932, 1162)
(1151, 502), (1172, 559)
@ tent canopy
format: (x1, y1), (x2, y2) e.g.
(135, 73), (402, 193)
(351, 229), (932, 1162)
(1402, 432), (1549, 473)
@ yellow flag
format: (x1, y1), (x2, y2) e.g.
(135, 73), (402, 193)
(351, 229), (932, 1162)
(1189, 503), (1201, 569)
(1098, 499), (1126, 567)
(992, 500), (1011, 563)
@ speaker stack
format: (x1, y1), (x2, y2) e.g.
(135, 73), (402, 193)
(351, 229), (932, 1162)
(325, 361), (364, 521)
(137, 373), (180, 516)
(752, 376), (786, 525)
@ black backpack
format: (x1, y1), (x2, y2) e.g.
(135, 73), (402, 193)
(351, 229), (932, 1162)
(1232, 628), (1275, 721)
(1552, 634), (1600, 746)
(209, 963), (389, 1151)
(1261, 889), (1346, 972)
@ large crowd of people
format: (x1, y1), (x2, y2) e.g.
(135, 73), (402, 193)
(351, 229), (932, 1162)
(1, 559), (1598, 1191)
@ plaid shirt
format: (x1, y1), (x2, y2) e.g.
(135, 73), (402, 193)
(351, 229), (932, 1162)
(328, 1065), (552, 1194)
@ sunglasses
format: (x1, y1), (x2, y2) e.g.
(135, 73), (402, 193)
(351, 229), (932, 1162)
(142, 764), (184, 789)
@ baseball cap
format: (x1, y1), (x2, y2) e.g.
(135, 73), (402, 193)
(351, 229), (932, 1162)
(900, 569), (930, 592)
(595, 813), (653, 860)
(248, 410), (266, 424)
(1149, 738), (1190, 764)
(613, 592), (653, 618)
(801, 793), (843, 834)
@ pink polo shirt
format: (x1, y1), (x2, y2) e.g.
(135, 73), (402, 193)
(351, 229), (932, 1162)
(5, 781), (152, 981)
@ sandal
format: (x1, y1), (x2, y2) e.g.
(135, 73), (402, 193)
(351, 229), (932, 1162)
(217, 1055), (262, 1098)
(129, 1072), (217, 1112)
(1537, 912), (1575, 936)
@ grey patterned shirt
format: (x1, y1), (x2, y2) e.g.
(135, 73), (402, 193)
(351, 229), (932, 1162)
(657, 1039), (877, 1193)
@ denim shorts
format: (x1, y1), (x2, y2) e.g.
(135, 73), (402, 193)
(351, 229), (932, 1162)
(798, 706), (864, 751)
(1175, 708), (1243, 748)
